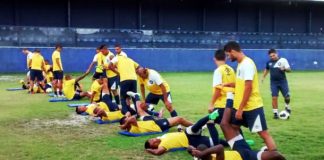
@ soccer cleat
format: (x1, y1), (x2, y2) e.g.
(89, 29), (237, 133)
(209, 109), (219, 120)
(273, 113), (279, 119)
(246, 139), (255, 146)
(126, 91), (140, 98)
(285, 107), (291, 114)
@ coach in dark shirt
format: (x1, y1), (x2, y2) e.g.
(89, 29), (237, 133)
(262, 49), (291, 119)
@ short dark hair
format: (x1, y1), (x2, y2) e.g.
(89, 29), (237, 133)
(115, 43), (121, 48)
(144, 140), (151, 149)
(44, 59), (49, 63)
(75, 107), (83, 114)
(224, 41), (241, 52)
(55, 43), (62, 49)
(99, 44), (107, 50)
(268, 48), (277, 55)
(119, 116), (126, 125)
(34, 49), (40, 53)
(214, 49), (226, 61)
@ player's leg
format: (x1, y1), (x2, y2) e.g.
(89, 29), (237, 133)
(280, 80), (291, 113)
(160, 92), (178, 117)
(57, 71), (64, 97)
(167, 116), (193, 127)
(145, 93), (162, 117)
(37, 71), (46, 92)
(271, 81), (280, 119)
(246, 108), (277, 151)
(187, 110), (219, 134)
(29, 70), (36, 93)
(128, 91), (162, 117)
(108, 76), (120, 105)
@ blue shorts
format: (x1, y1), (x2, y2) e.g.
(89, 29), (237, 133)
(102, 94), (119, 111)
(120, 80), (137, 99)
(92, 72), (106, 79)
(30, 69), (44, 81)
(108, 76), (119, 90)
(154, 118), (170, 131)
(233, 139), (258, 160)
(72, 92), (82, 100)
(145, 92), (172, 105)
(270, 80), (290, 97)
(185, 131), (212, 148)
(53, 71), (64, 80)
(230, 107), (268, 133)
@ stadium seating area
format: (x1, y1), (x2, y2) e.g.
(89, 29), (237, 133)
(1, 25), (324, 49)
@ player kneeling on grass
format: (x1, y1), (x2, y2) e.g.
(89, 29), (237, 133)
(28, 49), (47, 94)
(119, 91), (193, 134)
(144, 110), (222, 156)
(76, 78), (122, 119)
(63, 71), (91, 100)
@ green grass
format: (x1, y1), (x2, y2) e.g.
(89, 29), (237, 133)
(0, 72), (324, 160)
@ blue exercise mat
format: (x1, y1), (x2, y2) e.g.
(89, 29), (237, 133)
(49, 98), (76, 102)
(48, 93), (55, 97)
(67, 103), (90, 107)
(118, 130), (169, 137)
(6, 88), (26, 91)
(94, 119), (120, 124)
(169, 147), (187, 152)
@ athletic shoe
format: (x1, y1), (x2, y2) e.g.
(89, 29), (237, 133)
(273, 113), (279, 119)
(126, 91), (140, 98)
(177, 126), (183, 132)
(285, 107), (291, 114)
(209, 109), (219, 120)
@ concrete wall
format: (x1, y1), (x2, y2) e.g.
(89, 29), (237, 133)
(0, 47), (323, 73)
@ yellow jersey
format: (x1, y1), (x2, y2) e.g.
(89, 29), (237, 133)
(97, 102), (110, 112)
(63, 79), (76, 100)
(45, 65), (53, 83)
(213, 64), (236, 108)
(234, 57), (263, 111)
(105, 51), (117, 78)
(211, 151), (242, 160)
(96, 52), (107, 73)
(90, 80), (102, 102)
(111, 56), (139, 82)
(101, 111), (123, 121)
(138, 69), (170, 95)
(159, 132), (189, 151)
(31, 53), (44, 70)
(85, 104), (97, 116)
(129, 121), (162, 133)
(52, 50), (63, 71)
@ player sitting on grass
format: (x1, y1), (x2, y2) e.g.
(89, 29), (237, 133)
(119, 91), (193, 134)
(89, 76), (104, 103)
(144, 110), (221, 155)
(63, 71), (91, 100)
(76, 78), (120, 117)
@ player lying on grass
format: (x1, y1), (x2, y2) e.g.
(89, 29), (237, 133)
(188, 139), (285, 160)
(144, 110), (222, 155)
(76, 77), (121, 119)
(63, 71), (91, 100)
(119, 91), (193, 134)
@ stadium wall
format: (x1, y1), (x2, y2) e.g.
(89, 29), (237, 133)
(0, 48), (323, 73)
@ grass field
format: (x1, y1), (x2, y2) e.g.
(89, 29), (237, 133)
(0, 72), (324, 160)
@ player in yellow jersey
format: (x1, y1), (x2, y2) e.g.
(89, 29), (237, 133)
(63, 71), (91, 100)
(208, 49), (236, 125)
(89, 76), (104, 103)
(52, 44), (64, 97)
(222, 41), (277, 151)
(109, 54), (140, 116)
(43, 59), (54, 92)
(144, 110), (221, 156)
(104, 48), (120, 105)
(28, 49), (46, 94)
(120, 91), (193, 134)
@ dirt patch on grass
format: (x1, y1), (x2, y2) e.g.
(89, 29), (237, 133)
(0, 75), (23, 82)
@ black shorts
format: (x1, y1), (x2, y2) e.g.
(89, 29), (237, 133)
(154, 118), (170, 132)
(145, 92), (172, 105)
(230, 107), (268, 133)
(212, 108), (225, 124)
(233, 139), (258, 160)
(102, 94), (119, 111)
(30, 69), (44, 81)
(72, 92), (82, 100)
(93, 72), (106, 79)
(185, 131), (212, 148)
(53, 71), (64, 80)
(120, 80), (137, 99)
(142, 115), (156, 121)
(108, 76), (119, 90)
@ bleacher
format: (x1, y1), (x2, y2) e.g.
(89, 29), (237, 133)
(1, 25), (324, 49)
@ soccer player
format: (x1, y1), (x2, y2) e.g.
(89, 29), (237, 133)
(52, 44), (64, 97)
(119, 97), (193, 135)
(22, 48), (34, 88)
(144, 110), (220, 156)
(109, 55), (140, 116)
(91, 45), (109, 80)
(114, 44), (127, 57)
(136, 67), (179, 121)
(208, 49), (235, 123)
(28, 49), (46, 94)
(222, 41), (277, 151)
(261, 49), (292, 119)
(105, 49), (120, 105)
(63, 72), (91, 100)
(86, 47), (100, 80)
(89, 76), (104, 103)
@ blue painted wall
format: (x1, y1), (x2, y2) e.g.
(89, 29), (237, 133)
(0, 47), (323, 73)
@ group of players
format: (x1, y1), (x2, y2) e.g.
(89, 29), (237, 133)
(22, 41), (291, 160)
